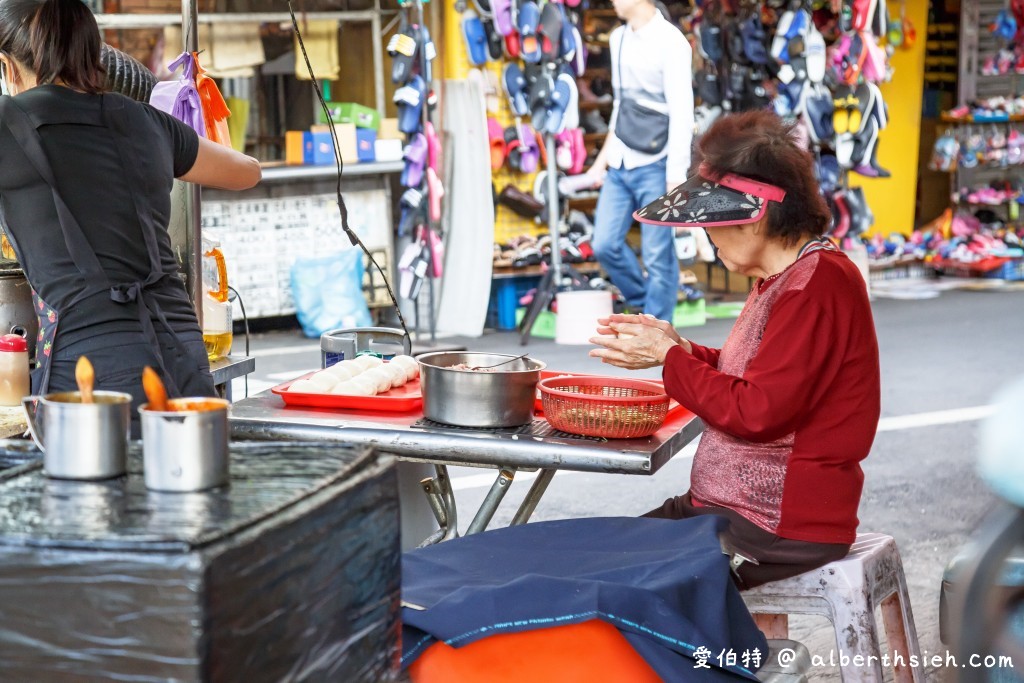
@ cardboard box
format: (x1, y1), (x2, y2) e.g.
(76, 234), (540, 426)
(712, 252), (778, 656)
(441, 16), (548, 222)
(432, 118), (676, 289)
(356, 128), (376, 163)
(308, 123), (358, 165)
(285, 131), (306, 165)
(374, 138), (403, 162)
(318, 102), (381, 131)
(377, 118), (403, 141)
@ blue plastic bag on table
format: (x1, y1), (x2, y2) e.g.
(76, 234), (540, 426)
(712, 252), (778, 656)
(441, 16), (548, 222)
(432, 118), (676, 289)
(291, 250), (371, 338)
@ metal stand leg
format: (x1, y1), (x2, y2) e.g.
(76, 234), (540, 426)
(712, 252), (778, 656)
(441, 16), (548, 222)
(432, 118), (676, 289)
(466, 469), (516, 534)
(510, 468), (555, 526)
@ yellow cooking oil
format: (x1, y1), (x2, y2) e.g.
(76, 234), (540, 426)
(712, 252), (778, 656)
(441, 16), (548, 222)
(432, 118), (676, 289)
(204, 330), (233, 361)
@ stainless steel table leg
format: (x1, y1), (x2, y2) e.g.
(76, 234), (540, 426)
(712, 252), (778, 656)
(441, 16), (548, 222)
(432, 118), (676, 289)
(466, 468), (516, 535)
(510, 468), (555, 526)
(420, 477), (449, 528)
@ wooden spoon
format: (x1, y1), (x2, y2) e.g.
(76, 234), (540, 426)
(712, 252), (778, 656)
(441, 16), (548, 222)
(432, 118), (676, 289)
(142, 366), (168, 412)
(75, 356), (95, 404)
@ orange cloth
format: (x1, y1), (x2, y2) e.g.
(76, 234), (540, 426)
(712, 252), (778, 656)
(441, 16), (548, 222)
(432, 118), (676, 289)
(192, 52), (232, 147)
(408, 619), (663, 683)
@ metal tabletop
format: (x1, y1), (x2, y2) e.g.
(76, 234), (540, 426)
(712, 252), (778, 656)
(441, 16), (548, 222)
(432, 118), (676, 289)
(229, 391), (704, 543)
(229, 391), (704, 475)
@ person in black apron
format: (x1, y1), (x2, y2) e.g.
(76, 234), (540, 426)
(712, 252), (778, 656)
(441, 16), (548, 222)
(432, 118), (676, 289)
(0, 0), (261, 434)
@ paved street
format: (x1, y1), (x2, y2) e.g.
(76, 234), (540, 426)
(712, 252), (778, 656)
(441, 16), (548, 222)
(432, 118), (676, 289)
(231, 286), (1024, 681)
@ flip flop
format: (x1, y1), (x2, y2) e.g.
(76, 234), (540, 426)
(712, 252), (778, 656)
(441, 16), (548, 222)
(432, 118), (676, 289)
(861, 34), (888, 82)
(426, 167), (444, 223)
(849, 116), (879, 172)
(416, 24), (436, 85)
(558, 4), (576, 60)
(394, 75), (425, 134)
(401, 133), (428, 187)
(569, 127), (586, 174)
(398, 188), (425, 236)
(488, 117), (506, 172)
(502, 62), (529, 116)
(558, 71), (579, 130)
(518, 125), (540, 173)
(425, 121), (441, 173)
(571, 25), (586, 76)
(505, 30), (521, 59)
(555, 130), (573, 170)
(538, 1), (562, 62)
(841, 32), (867, 85)
(387, 23), (417, 85)
(518, 0), (542, 63)
(462, 11), (489, 67)
(803, 83), (834, 143)
(482, 18), (504, 61)
(740, 12), (769, 64)
(492, 0), (515, 36)
(504, 125), (524, 171)
(852, 0), (877, 32)
(699, 20), (725, 62)
(816, 153), (840, 193)
(805, 27), (826, 83)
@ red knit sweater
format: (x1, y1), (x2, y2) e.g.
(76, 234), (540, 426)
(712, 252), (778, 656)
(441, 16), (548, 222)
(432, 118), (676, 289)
(663, 249), (880, 544)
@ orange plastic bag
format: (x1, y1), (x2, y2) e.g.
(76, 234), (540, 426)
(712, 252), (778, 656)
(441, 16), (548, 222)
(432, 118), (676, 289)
(192, 52), (232, 147)
(408, 619), (662, 683)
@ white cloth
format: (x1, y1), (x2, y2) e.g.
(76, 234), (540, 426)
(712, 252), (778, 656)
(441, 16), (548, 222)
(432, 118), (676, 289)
(606, 12), (694, 184)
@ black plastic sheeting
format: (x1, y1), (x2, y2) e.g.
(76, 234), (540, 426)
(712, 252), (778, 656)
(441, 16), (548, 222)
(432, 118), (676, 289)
(100, 44), (158, 103)
(0, 440), (401, 682)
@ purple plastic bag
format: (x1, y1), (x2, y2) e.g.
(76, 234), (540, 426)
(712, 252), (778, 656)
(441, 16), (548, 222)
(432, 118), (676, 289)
(148, 52), (206, 137)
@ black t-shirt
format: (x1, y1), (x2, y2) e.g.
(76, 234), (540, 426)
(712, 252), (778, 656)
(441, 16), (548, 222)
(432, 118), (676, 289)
(0, 86), (200, 349)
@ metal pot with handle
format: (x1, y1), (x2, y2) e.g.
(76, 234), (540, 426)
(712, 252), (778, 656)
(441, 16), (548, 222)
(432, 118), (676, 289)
(418, 352), (546, 428)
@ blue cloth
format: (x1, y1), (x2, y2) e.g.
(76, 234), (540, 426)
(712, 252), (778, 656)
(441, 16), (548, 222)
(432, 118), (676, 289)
(592, 158), (678, 321)
(401, 516), (767, 681)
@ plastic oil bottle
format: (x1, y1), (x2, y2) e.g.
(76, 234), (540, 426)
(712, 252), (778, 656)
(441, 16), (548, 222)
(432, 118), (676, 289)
(202, 238), (233, 361)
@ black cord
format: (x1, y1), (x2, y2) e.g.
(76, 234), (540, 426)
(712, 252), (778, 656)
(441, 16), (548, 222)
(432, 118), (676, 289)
(288, 1), (412, 353)
(227, 285), (250, 398)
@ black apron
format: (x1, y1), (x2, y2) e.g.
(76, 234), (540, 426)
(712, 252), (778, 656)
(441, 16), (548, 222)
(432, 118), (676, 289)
(0, 95), (206, 398)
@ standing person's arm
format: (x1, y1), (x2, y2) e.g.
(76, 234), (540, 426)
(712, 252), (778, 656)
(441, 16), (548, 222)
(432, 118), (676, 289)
(662, 30), (694, 192)
(585, 27), (622, 187)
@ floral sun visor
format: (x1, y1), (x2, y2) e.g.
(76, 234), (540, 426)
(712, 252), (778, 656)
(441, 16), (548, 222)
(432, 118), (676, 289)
(633, 163), (787, 228)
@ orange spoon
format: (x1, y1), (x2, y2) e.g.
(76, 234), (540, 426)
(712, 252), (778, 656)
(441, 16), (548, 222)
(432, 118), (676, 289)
(76, 356), (94, 404)
(142, 366), (168, 412)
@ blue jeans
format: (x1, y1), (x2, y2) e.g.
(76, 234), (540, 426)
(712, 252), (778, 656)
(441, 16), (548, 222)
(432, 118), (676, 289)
(592, 159), (677, 322)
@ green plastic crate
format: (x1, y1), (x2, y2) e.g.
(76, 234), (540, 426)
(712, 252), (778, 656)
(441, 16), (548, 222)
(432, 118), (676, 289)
(514, 308), (556, 338)
(318, 102), (381, 131)
(672, 300), (706, 328)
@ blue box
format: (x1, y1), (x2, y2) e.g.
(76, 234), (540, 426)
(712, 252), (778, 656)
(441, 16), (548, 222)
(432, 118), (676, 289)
(356, 128), (377, 163)
(304, 131), (340, 165)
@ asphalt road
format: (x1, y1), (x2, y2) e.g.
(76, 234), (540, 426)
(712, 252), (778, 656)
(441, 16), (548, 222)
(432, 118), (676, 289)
(230, 287), (1024, 682)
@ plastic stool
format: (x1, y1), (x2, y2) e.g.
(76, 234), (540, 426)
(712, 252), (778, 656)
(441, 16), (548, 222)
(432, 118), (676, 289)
(742, 533), (923, 683)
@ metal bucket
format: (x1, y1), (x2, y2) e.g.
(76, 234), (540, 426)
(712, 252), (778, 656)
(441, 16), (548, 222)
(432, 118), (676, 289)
(320, 327), (411, 369)
(140, 398), (230, 492)
(22, 391), (131, 480)
(418, 352), (546, 428)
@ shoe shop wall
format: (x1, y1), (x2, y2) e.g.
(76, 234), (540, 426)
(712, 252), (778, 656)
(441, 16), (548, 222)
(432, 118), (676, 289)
(861, 0), (930, 236)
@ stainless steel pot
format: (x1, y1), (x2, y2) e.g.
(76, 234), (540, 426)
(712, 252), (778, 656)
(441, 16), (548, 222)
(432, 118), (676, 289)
(418, 352), (546, 428)
(0, 272), (38, 353)
(140, 397), (230, 492)
(22, 391), (131, 480)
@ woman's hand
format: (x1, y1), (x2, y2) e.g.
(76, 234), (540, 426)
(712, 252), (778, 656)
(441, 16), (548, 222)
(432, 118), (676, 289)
(589, 315), (688, 369)
(595, 313), (687, 348)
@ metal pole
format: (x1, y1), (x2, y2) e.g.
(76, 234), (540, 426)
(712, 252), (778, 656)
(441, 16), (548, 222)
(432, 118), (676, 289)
(371, 0), (386, 114)
(545, 133), (562, 277)
(466, 469), (516, 534)
(510, 468), (555, 526)
(415, 0), (436, 342)
(182, 0), (202, 325)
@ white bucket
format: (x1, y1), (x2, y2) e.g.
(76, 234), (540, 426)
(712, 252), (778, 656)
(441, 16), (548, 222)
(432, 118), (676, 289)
(554, 290), (613, 345)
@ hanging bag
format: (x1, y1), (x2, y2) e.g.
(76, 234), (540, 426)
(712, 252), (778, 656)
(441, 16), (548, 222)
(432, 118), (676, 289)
(192, 52), (233, 147)
(613, 34), (670, 154)
(149, 52), (206, 137)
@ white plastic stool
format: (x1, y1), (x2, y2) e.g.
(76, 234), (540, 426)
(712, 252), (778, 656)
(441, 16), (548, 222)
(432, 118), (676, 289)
(742, 533), (924, 683)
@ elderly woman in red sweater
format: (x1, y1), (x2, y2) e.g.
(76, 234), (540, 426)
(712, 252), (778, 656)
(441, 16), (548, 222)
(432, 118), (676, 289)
(589, 110), (881, 590)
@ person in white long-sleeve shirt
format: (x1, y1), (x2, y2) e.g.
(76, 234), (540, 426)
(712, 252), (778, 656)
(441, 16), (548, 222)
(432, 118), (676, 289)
(587, 0), (693, 321)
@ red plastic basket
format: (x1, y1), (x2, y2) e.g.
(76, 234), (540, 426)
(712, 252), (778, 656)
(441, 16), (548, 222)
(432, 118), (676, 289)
(538, 376), (670, 439)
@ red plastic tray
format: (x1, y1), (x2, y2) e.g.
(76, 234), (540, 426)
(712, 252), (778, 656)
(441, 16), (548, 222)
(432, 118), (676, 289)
(535, 370), (683, 416)
(271, 369), (423, 412)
